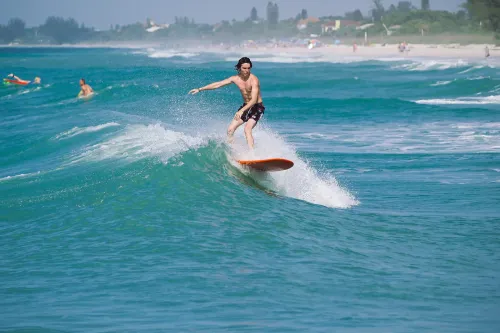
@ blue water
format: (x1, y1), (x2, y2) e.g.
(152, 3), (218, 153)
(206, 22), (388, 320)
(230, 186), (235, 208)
(1, 46), (499, 332)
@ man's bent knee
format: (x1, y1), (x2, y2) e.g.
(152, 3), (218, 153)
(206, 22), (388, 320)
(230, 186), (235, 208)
(244, 122), (255, 132)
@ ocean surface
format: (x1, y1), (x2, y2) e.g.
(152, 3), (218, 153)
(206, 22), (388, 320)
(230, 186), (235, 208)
(1, 46), (499, 332)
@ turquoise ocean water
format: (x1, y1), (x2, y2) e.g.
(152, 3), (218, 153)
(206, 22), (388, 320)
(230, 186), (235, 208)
(1, 46), (499, 332)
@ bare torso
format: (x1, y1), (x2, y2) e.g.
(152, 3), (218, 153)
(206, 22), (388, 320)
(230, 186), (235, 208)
(232, 74), (262, 104)
(81, 84), (93, 96)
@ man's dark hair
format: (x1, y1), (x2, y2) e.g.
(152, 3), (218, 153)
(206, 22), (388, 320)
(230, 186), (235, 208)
(235, 57), (252, 72)
(80, 78), (86, 84)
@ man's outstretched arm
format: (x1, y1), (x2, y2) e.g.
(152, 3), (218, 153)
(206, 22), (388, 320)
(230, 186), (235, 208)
(189, 77), (233, 95)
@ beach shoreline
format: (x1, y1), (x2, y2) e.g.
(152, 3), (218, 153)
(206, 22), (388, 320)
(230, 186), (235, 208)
(186, 43), (498, 60)
(1, 40), (498, 61)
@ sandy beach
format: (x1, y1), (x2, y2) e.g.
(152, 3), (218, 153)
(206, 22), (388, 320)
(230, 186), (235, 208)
(183, 43), (499, 61)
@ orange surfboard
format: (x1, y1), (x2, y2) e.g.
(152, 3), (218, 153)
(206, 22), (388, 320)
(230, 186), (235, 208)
(3, 78), (30, 85)
(237, 158), (294, 172)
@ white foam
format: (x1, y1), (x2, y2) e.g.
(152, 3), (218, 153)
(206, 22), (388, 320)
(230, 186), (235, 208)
(415, 95), (500, 105)
(17, 86), (42, 95)
(77, 92), (96, 100)
(54, 122), (120, 140)
(467, 75), (490, 81)
(0, 171), (41, 182)
(71, 123), (206, 164)
(148, 51), (199, 58)
(229, 127), (358, 209)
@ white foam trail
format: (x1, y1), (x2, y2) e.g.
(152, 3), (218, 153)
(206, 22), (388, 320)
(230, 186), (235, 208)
(467, 75), (490, 81)
(229, 127), (358, 209)
(415, 95), (500, 105)
(0, 171), (41, 182)
(458, 65), (484, 74)
(430, 80), (453, 86)
(54, 122), (120, 140)
(17, 86), (42, 95)
(71, 123), (206, 164)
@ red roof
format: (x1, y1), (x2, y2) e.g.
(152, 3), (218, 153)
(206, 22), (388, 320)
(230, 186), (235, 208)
(322, 21), (337, 27)
(341, 20), (361, 27)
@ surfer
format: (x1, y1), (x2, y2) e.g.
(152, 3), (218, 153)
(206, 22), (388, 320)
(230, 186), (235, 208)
(188, 57), (265, 150)
(78, 78), (94, 97)
(5, 73), (41, 84)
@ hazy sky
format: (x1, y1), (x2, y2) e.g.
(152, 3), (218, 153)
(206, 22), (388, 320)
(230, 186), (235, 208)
(1, 0), (465, 29)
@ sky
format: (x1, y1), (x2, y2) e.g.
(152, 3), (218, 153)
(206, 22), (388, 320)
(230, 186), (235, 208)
(1, 0), (465, 29)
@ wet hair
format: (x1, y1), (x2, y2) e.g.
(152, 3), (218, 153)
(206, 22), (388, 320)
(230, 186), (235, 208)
(235, 57), (252, 72)
(80, 78), (86, 84)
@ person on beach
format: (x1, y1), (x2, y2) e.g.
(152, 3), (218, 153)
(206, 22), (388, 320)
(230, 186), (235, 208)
(78, 78), (94, 97)
(398, 42), (405, 53)
(188, 57), (265, 150)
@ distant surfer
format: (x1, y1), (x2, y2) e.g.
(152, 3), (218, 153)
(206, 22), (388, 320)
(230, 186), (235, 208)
(188, 57), (264, 150)
(78, 78), (94, 97)
(5, 73), (41, 84)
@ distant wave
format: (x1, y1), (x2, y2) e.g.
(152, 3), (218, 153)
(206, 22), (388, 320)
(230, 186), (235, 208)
(224, 54), (405, 64)
(458, 65), (485, 74)
(225, 55), (326, 64)
(148, 51), (199, 58)
(289, 121), (500, 154)
(430, 76), (491, 87)
(415, 95), (500, 105)
(392, 59), (470, 71)
(466, 75), (490, 81)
